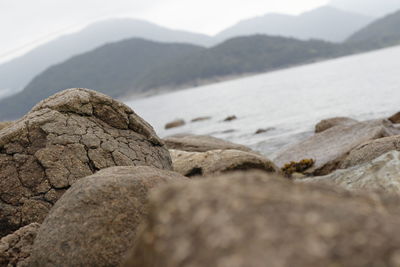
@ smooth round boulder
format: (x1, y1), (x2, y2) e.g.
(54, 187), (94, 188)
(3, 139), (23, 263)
(170, 149), (279, 177)
(123, 171), (400, 267)
(0, 88), (172, 237)
(28, 166), (187, 267)
(315, 117), (358, 133)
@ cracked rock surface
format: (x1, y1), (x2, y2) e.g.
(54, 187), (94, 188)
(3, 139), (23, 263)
(0, 223), (40, 267)
(27, 166), (187, 267)
(0, 88), (172, 237)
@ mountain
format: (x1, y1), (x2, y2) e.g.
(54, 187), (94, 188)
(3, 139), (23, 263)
(0, 18), (212, 96)
(330, 0), (400, 17)
(215, 6), (374, 43)
(346, 10), (400, 50)
(0, 35), (346, 120)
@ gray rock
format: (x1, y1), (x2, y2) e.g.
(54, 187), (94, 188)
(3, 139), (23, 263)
(164, 134), (252, 152)
(302, 150), (400, 195)
(339, 135), (400, 169)
(315, 117), (358, 133)
(165, 119), (185, 129)
(170, 149), (279, 177)
(27, 166), (187, 267)
(0, 88), (171, 237)
(274, 120), (397, 175)
(0, 223), (40, 267)
(123, 171), (400, 267)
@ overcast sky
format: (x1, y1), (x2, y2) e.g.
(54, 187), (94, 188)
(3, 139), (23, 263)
(0, 0), (329, 62)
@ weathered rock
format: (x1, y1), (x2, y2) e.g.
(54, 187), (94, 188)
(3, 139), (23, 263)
(315, 117), (358, 133)
(27, 166), (187, 267)
(303, 151), (400, 195)
(389, 112), (400, 123)
(0, 223), (40, 267)
(165, 119), (185, 129)
(274, 120), (397, 175)
(123, 171), (400, 267)
(164, 134), (252, 152)
(254, 128), (273, 135)
(223, 115), (237, 122)
(0, 88), (172, 237)
(0, 121), (12, 131)
(339, 135), (400, 169)
(170, 149), (279, 177)
(191, 116), (211, 123)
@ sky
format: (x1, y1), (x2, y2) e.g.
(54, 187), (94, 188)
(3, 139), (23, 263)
(0, 0), (329, 62)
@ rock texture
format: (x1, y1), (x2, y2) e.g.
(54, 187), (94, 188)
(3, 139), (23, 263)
(274, 120), (398, 175)
(164, 134), (252, 153)
(165, 119), (185, 129)
(0, 223), (40, 267)
(315, 117), (358, 133)
(0, 122), (12, 131)
(0, 88), (172, 237)
(389, 112), (400, 124)
(170, 149), (279, 177)
(123, 171), (400, 267)
(27, 166), (187, 267)
(340, 135), (400, 169)
(303, 151), (400, 195)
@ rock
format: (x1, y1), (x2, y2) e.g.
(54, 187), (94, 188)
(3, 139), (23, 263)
(255, 128), (273, 135)
(122, 171), (400, 267)
(0, 223), (40, 267)
(27, 166), (187, 267)
(315, 117), (358, 133)
(0, 88), (172, 237)
(164, 134), (252, 152)
(274, 120), (397, 175)
(302, 150), (400, 195)
(165, 119), (185, 129)
(0, 121), (12, 131)
(389, 112), (400, 123)
(191, 116), (211, 123)
(170, 149), (279, 177)
(340, 135), (400, 169)
(223, 115), (237, 122)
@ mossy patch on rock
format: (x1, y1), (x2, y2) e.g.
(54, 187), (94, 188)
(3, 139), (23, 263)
(281, 158), (315, 177)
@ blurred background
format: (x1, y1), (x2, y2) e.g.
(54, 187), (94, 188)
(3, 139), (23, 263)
(1, 0), (400, 156)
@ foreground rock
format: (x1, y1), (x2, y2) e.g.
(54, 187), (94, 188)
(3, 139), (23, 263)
(28, 166), (187, 267)
(164, 119), (185, 129)
(274, 120), (398, 175)
(339, 135), (400, 169)
(123, 171), (400, 267)
(170, 149), (279, 177)
(315, 117), (358, 133)
(303, 151), (400, 195)
(0, 88), (172, 237)
(0, 223), (40, 267)
(164, 134), (252, 152)
(0, 121), (12, 131)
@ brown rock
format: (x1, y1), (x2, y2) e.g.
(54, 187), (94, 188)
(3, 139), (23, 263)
(170, 149), (279, 177)
(0, 88), (171, 237)
(274, 120), (397, 175)
(223, 115), (237, 122)
(315, 117), (358, 133)
(339, 135), (400, 169)
(0, 223), (40, 267)
(0, 121), (12, 131)
(165, 119), (185, 129)
(164, 134), (251, 152)
(255, 128), (273, 135)
(123, 171), (400, 267)
(389, 112), (400, 123)
(191, 116), (211, 123)
(27, 166), (187, 267)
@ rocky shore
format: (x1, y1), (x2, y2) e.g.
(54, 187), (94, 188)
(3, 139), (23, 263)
(2, 88), (400, 266)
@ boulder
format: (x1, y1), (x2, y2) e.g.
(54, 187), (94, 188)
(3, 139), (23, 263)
(223, 115), (237, 122)
(339, 135), (400, 169)
(389, 112), (400, 123)
(0, 223), (40, 267)
(165, 119), (185, 129)
(123, 171), (400, 267)
(302, 150), (400, 195)
(274, 120), (397, 175)
(164, 134), (251, 152)
(0, 121), (12, 131)
(315, 117), (358, 133)
(27, 166), (187, 267)
(0, 88), (171, 237)
(255, 128), (273, 135)
(170, 149), (279, 177)
(191, 116), (211, 123)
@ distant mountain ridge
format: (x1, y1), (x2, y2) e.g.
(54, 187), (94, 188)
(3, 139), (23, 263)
(216, 6), (374, 43)
(330, 0), (400, 17)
